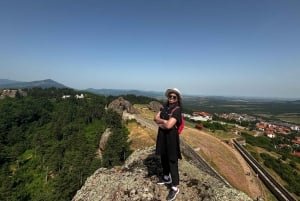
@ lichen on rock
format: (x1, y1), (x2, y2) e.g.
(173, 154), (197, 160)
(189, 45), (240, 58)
(72, 146), (253, 201)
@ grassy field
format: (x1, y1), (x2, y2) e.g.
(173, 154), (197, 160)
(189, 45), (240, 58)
(126, 121), (156, 150)
(276, 113), (300, 124)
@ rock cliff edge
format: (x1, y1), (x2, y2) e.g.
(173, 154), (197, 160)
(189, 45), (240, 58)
(72, 146), (253, 201)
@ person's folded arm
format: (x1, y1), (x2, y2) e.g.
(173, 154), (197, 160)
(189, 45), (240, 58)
(158, 117), (177, 129)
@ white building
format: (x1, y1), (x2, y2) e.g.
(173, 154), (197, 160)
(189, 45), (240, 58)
(190, 115), (210, 122)
(75, 94), (84, 99)
(62, 95), (71, 99)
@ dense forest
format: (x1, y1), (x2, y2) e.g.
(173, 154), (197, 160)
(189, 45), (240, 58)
(0, 88), (154, 201)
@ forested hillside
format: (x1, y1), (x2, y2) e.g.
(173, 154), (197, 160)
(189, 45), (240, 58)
(0, 88), (142, 201)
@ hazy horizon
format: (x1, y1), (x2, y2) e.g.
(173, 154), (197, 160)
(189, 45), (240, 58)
(1, 78), (300, 100)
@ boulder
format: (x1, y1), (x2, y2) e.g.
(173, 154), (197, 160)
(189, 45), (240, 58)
(97, 128), (112, 158)
(148, 101), (163, 112)
(108, 97), (139, 115)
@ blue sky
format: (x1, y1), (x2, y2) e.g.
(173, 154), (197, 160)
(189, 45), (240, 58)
(1, 0), (300, 98)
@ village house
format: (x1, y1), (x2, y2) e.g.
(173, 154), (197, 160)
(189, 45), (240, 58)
(255, 121), (292, 138)
(265, 129), (276, 138)
(62, 95), (71, 99)
(218, 112), (257, 123)
(291, 125), (300, 131)
(62, 94), (84, 99)
(291, 151), (300, 158)
(292, 136), (300, 146)
(256, 123), (266, 132)
(189, 111), (212, 122)
(75, 94), (84, 99)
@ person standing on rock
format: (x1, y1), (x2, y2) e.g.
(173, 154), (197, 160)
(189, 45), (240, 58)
(154, 88), (182, 201)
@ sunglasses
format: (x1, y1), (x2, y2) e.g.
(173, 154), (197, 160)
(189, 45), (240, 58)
(168, 95), (177, 100)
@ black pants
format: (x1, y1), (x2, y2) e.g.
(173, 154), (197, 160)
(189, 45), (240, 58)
(161, 154), (179, 186)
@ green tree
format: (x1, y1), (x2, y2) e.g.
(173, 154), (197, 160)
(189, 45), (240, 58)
(102, 126), (132, 167)
(0, 88), (109, 201)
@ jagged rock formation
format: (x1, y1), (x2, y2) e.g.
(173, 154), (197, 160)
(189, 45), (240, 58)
(108, 97), (139, 115)
(97, 128), (111, 158)
(0, 89), (27, 99)
(148, 101), (163, 112)
(72, 146), (253, 201)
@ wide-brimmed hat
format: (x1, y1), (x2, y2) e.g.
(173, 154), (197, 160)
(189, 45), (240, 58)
(165, 88), (182, 100)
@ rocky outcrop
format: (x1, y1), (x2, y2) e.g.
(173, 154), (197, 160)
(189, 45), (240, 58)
(97, 128), (111, 158)
(0, 89), (27, 99)
(108, 97), (139, 115)
(148, 101), (163, 112)
(72, 146), (253, 201)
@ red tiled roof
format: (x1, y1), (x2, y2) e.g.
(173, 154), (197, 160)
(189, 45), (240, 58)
(193, 111), (212, 117)
(257, 125), (265, 129)
(291, 152), (300, 158)
(292, 140), (300, 145)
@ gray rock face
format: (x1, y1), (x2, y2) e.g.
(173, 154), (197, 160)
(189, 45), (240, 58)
(0, 89), (27, 99)
(72, 146), (253, 201)
(148, 101), (163, 112)
(97, 128), (111, 158)
(108, 97), (139, 115)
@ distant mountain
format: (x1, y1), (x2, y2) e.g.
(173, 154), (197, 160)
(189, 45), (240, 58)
(0, 79), (21, 85)
(86, 88), (164, 98)
(0, 79), (69, 89)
